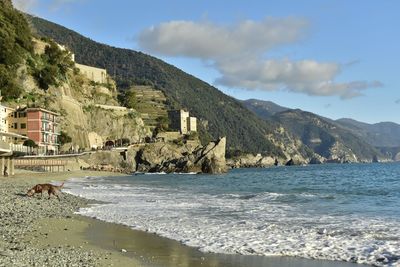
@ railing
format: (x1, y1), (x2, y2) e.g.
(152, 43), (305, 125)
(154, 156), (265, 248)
(41, 116), (59, 123)
(41, 127), (60, 134)
(14, 159), (67, 172)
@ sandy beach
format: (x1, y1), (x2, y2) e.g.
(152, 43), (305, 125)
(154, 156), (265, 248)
(0, 170), (368, 267)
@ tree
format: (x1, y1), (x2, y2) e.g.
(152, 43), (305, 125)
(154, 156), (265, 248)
(118, 90), (137, 109)
(23, 139), (38, 148)
(156, 116), (169, 131)
(58, 131), (72, 145)
(0, 64), (23, 99)
(0, 1), (33, 99)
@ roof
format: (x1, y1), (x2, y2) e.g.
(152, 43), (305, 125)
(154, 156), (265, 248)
(25, 107), (60, 116)
(0, 104), (15, 111)
(0, 132), (29, 139)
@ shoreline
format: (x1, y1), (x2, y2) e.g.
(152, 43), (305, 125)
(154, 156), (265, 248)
(1, 170), (368, 267)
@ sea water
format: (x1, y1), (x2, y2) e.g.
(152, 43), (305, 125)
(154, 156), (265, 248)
(65, 163), (400, 266)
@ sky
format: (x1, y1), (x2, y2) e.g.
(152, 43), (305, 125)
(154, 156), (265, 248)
(13, 0), (400, 124)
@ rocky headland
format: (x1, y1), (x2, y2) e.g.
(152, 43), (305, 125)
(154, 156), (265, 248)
(80, 137), (228, 174)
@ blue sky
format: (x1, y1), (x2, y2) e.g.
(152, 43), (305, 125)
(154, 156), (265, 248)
(14, 0), (400, 123)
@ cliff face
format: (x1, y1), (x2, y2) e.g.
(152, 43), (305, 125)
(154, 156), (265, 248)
(11, 59), (151, 151)
(0, 2), (152, 151)
(135, 137), (228, 174)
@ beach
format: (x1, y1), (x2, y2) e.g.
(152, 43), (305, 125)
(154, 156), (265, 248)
(0, 170), (368, 267)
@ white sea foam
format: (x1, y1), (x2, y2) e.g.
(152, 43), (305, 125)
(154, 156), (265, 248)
(65, 178), (400, 267)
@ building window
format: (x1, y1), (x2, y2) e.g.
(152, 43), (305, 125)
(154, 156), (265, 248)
(14, 123), (17, 129)
(21, 123), (26, 129)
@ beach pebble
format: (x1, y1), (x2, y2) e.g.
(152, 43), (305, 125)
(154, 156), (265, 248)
(0, 179), (102, 266)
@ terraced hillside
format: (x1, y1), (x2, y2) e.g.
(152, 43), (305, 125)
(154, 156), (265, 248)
(132, 85), (168, 129)
(28, 15), (294, 156)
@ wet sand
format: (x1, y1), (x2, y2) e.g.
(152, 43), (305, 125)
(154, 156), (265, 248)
(80, 215), (368, 267)
(4, 170), (369, 267)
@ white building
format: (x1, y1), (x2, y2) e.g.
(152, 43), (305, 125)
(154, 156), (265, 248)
(168, 109), (197, 134)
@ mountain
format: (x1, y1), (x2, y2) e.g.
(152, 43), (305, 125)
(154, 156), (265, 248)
(271, 110), (383, 162)
(241, 99), (289, 118)
(335, 118), (400, 148)
(27, 14), (309, 158)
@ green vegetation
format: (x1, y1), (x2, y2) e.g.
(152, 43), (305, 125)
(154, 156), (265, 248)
(0, 0), (32, 99)
(32, 40), (74, 90)
(118, 89), (137, 109)
(28, 15), (286, 156)
(58, 131), (72, 145)
(271, 109), (381, 160)
(186, 131), (199, 141)
(155, 116), (169, 131)
(23, 139), (38, 148)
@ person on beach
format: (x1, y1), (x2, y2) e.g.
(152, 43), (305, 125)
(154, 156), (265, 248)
(3, 166), (8, 177)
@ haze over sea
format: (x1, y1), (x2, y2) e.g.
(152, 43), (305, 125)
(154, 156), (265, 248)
(65, 163), (400, 266)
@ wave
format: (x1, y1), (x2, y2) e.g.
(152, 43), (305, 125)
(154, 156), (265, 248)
(64, 175), (400, 267)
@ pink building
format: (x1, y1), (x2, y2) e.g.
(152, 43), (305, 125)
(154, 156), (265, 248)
(10, 107), (60, 155)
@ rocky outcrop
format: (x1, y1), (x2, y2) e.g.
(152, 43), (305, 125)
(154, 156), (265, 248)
(326, 141), (358, 163)
(227, 154), (276, 168)
(135, 137), (228, 174)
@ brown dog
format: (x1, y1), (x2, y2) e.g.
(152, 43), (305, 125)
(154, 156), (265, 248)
(26, 182), (64, 200)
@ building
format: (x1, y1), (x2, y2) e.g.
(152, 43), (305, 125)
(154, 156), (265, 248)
(0, 101), (28, 159)
(188, 117), (197, 132)
(75, 63), (107, 84)
(0, 104), (14, 134)
(168, 109), (197, 134)
(9, 107), (60, 155)
(33, 39), (107, 84)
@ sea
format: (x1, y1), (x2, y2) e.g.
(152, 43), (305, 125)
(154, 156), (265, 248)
(65, 163), (400, 266)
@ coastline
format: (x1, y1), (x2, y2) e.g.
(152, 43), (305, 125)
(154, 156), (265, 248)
(1, 170), (368, 267)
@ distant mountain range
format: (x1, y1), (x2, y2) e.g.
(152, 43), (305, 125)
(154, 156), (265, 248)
(335, 118), (400, 148)
(242, 99), (400, 161)
(27, 13), (400, 163)
(241, 99), (289, 118)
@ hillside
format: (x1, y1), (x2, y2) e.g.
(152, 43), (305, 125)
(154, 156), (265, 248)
(27, 15), (301, 157)
(336, 118), (400, 148)
(272, 109), (382, 162)
(272, 110), (383, 162)
(0, 2), (150, 151)
(241, 99), (289, 118)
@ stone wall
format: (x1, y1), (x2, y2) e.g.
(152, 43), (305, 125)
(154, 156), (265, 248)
(76, 63), (107, 83)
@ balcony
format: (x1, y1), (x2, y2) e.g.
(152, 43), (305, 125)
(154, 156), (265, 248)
(41, 127), (60, 135)
(41, 116), (59, 123)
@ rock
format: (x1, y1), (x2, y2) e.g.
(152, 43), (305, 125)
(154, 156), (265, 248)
(197, 137), (228, 174)
(121, 249), (127, 253)
(135, 137), (228, 174)
(285, 159), (295, 166)
(226, 153), (277, 168)
(309, 157), (323, 164)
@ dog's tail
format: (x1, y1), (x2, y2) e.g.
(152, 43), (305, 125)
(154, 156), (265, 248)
(58, 182), (64, 189)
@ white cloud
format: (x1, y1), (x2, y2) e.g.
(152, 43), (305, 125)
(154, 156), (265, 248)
(12, 0), (81, 12)
(215, 58), (382, 99)
(138, 19), (382, 99)
(12, 0), (37, 12)
(48, 0), (81, 11)
(139, 18), (308, 59)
